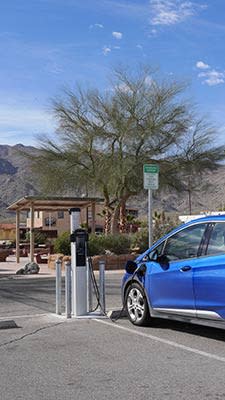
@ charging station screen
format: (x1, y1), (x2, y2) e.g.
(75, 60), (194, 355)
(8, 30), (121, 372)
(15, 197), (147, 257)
(76, 235), (86, 266)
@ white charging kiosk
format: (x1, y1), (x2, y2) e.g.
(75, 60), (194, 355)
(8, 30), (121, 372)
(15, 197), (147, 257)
(69, 207), (88, 316)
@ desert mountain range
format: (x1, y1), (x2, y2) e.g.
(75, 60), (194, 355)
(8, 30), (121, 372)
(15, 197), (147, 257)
(0, 144), (225, 221)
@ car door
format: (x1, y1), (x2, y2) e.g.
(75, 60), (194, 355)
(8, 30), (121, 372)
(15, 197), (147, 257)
(193, 221), (225, 320)
(147, 223), (208, 316)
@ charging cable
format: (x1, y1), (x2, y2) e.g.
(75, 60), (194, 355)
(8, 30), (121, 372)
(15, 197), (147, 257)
(87, 254), (146, 322)
(87, 256), (107, 315)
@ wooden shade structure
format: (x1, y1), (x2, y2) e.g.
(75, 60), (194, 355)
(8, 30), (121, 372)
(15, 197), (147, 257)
(7, 196), (103, 263)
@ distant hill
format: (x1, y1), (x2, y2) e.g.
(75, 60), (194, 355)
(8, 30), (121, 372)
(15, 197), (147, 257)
(128, 168), (225, 217)
(0, 144), (40, 220)
(1, 143), (225, 221)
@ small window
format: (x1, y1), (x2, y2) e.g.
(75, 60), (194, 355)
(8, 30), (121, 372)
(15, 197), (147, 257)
(149, 241), (165, 261)
(163, 223), (206, 261)
(45, 217), (56, 226)
(207, 223), (225, 256)
(57, 211), (64, 219)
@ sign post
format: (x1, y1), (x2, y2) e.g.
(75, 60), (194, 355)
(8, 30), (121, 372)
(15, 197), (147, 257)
(143, 164), (159, 247)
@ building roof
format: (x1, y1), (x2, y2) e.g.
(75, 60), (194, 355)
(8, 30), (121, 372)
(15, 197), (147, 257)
(7, 196), (104, 211)
(0, 223), (16, 230)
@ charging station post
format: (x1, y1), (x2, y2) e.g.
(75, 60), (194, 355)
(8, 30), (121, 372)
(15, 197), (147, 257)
(99, 260), (106, 314)
(65, 260), (72, 318)
(55, 258), (62, 315)
(87, 258), (93, 313)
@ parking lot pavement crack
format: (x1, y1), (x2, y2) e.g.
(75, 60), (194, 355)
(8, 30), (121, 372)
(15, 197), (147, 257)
(0, 322), (64, 349)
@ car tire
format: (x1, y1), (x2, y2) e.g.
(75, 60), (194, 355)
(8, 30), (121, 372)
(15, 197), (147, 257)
(125, 282), (151, 326)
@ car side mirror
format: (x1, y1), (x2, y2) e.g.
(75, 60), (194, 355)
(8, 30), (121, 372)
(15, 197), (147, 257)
(125, 260), (137, 274)
(157, 254), (169, 269)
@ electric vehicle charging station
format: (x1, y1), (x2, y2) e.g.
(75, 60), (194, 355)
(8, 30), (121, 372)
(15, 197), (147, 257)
(63, 208), (105, 318)
(71, 228), (89, 316)
(69, 208), (88, 317)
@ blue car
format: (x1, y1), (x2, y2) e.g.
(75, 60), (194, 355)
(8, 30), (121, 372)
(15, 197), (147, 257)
(122, 215), (225, 328)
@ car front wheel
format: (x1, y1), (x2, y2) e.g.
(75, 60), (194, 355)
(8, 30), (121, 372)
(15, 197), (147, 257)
(125, 282), (151, 326)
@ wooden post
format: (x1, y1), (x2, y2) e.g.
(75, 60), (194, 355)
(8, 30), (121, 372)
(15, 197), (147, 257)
(91, 202), (96, 234)
(86, 206), (89, 230)
(30, 203), (34, 262)
(16, 210), (20, 264)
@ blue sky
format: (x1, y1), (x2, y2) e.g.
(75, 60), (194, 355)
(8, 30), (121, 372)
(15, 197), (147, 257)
(0, 0), (225, 146)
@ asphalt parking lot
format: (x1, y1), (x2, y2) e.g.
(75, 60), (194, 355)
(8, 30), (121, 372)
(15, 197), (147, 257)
(1, 272), (225, 400)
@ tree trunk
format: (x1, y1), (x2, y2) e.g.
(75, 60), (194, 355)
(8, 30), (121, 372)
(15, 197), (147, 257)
(102, 185), (113, 235)
(110, 204), (120, 234)
(104, 207), (112, 235)
(119, 199), (127, 233)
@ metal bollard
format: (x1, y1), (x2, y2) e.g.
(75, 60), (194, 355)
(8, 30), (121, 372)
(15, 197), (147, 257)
(65, 261), (72, 318)
(87, 258), (93, 313)
(99, 260), (106, 314)
(56, 259), (62, 315)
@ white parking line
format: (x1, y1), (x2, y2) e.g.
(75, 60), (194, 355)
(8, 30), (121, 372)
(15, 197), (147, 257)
(95, 319), (225, 363)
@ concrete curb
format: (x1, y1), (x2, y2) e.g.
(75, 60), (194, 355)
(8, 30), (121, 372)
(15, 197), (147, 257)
(0, 320), (19, 330)
(107, 309), (127, 319)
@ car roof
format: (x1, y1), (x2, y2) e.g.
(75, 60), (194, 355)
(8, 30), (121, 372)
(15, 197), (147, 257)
(184, 215), (225, 224)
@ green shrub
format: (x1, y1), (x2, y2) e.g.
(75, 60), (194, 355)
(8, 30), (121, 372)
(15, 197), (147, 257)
(88, 235), (105, 256)
(103, 234), (131, 255)
(53, 232), (132, 257)
(54, 232), (71, 255)
(131, 214), (179, 254)
(88, 234), (131, 256)
(131, 228), (149, 254)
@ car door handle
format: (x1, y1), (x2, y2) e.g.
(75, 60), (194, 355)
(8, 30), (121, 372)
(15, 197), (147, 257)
(180, 266), (192, 272)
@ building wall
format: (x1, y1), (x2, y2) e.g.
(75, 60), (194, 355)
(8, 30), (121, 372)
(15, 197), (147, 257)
(27, 210), (71, 235)
(0, 227), (16, 240)
(26, 204), (138, 236)
(0, 224), (16, 241)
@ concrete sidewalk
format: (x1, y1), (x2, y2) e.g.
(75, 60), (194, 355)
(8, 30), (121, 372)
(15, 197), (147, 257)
(0, 255), (57, 278)
(0, 255), (123, 278)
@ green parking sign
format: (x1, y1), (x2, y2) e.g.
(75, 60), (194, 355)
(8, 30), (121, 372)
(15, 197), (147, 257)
(143, 164), (159, 190)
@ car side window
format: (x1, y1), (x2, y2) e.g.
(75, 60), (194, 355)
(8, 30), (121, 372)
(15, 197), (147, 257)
(148, 241), (165, 261)
(207, 223), (225, 256)
(163, 223), (207, 261)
